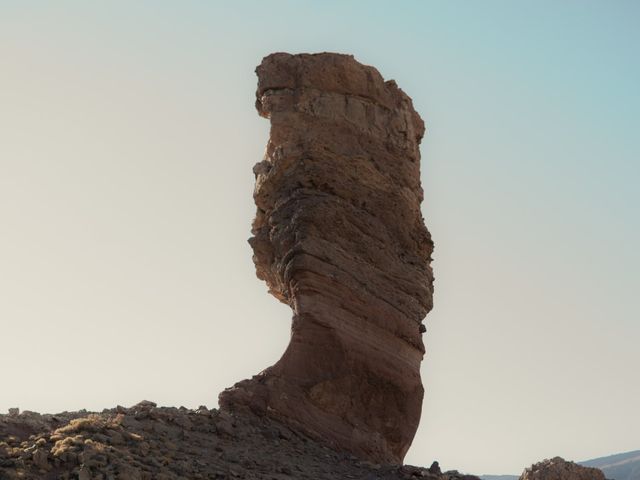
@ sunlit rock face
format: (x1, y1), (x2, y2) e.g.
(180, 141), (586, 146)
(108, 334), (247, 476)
(520, 457), (606, 480)
(219, 52), (433, 464)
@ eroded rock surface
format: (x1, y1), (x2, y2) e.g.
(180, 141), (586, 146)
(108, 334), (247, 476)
(520, 457), (606, 480)
(219, 52), (433, 464)
(0, 404), (477, 480)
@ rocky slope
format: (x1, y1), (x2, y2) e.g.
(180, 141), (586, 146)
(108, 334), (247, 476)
(0, 403), (478, 480)
(220, 52), (434, 465)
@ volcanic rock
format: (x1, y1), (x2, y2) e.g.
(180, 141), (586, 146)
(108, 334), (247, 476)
(0, 405), (477, 480)
(219, 52), (434, 464)
(520, 457), (606, 480)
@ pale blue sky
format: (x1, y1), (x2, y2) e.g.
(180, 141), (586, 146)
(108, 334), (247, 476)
(1, 1), (638, 474)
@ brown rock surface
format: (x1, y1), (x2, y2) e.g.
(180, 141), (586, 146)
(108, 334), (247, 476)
(1, 404), (478, 480)
(219, 52), (433, 464)
(520, 457), (606, 480)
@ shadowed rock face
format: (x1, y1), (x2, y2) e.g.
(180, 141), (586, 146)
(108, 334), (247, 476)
(219, 52), (434, 464)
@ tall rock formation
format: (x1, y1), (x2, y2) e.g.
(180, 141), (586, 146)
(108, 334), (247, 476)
(219, 52), (433, 464)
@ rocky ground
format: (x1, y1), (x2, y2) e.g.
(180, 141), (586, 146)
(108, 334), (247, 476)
(0, 401), (478, 480)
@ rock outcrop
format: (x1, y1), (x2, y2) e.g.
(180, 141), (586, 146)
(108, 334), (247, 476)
(0, 405), (477, 480)
(219, 52), (433, 464)
(520, 457), (606, 480)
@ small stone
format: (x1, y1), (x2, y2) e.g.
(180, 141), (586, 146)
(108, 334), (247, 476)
(21, 411), (41, 419)
(138, 442), (150, 455)
(106, 430), (124, 445)
(173, 416), (192, 430)
(8, 408), (19, 417)
(216, 419), (235, 436)
(121, 415), (142, 429)
(131, 400), (157, 411)
(277, 426), (292, 440)
(32, 448), (49, 469)
(78, 466), (91, 480)
(195, 407), (210, 417)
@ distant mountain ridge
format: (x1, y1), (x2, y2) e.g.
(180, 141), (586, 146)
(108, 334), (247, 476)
(480, 451), (640, 480)
(580, 450), (640, 480)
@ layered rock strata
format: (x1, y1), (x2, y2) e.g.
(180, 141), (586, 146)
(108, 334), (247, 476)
(219, 52), (433, 464)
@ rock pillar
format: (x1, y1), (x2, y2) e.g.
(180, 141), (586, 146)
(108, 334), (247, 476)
(220, 52), (433, 464)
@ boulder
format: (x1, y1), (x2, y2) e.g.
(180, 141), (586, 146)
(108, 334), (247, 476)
(520, 457), (606, 480)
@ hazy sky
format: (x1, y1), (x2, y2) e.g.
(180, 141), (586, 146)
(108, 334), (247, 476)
(1, 1), (638, 475)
